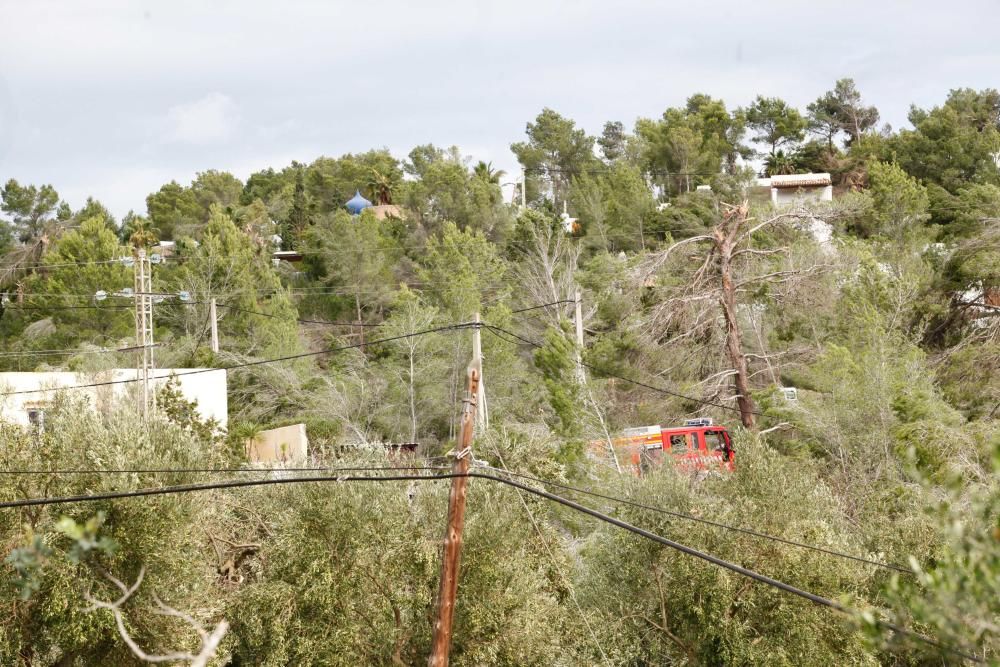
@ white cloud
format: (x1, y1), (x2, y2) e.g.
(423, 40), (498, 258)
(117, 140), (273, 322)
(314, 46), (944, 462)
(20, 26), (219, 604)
(164, 92), (238, 145)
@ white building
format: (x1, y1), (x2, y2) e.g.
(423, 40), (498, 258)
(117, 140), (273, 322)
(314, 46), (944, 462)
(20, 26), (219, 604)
(768, 173), (833, 206)
(0, 369), (228, 428)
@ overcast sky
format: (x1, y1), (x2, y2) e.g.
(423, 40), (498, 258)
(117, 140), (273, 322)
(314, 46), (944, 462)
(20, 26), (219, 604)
(1, 0), (998, 219)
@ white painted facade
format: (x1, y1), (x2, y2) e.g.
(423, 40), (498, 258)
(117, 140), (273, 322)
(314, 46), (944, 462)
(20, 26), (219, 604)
(0, 369), (228, 428)
(769, 173), (833, 206)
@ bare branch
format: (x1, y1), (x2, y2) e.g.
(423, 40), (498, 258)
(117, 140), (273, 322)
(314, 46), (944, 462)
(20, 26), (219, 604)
(84, 567), (228, 666)
(639, 234), (714, 280)
(731, 247), (789, 259)
(743, 208), (811, 237)
(735, 264), (835, 289)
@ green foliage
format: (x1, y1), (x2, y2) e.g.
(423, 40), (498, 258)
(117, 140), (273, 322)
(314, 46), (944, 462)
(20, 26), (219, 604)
(304, 208), (399, 325)
(533, 326), (582, 437)
(636, 94), (747, 194)
(7, 215), (133, 355)
(570, 163), (655, 251)
(1, 178), (62, 243)
(146, 180), (203, 240)
(891, 88), (1000, 193)
(881, 434), (1000, 661)
(511, 108), (598, 205)
(0, 397), (223, 663)
(807, 78), (880, 148)
(401, 145), (509, 237)
(849, 161), (930, 239)
(579, 437), (880, 666)
(158, 376), (221, 444)
(2, 83), (1000, 663)
(5, 535), (52, 600)
(644, 191), (714, 240)
(191, 169), (243, 213)
(305, 150), (403, 216)
(54, 512), (119, 564)
(176, 204), (299, 359)
(419, 221), (507, 320)
(742, 95), (807, 156)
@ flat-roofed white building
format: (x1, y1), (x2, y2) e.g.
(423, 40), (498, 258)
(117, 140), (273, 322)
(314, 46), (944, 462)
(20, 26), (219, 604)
(0, 369), (227, 428)
(770, 173), (833, 206)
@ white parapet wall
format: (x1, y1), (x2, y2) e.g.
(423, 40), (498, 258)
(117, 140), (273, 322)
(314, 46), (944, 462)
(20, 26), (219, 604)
(0, 369), (228, 428)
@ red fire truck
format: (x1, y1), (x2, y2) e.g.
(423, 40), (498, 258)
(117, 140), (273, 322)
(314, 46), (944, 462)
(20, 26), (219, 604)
(594, 418), (734, 474)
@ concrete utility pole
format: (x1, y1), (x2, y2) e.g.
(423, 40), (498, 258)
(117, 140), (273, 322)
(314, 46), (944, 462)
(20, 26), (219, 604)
(428, 344), (482, 667)
(574, 289), (585, 341)
(472, 313), (487, 432)
(133, 249), (155, 418)
(209, 298), (219, 354)
(520, 167), (527, 209)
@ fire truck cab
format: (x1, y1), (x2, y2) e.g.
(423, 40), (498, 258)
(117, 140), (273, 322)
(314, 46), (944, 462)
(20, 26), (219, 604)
(600, 418), (734, 474)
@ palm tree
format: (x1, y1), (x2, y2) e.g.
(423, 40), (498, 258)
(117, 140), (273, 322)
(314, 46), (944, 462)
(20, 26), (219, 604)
(473, 161), (505, 185)
(764, 150), (796, 176)
(367, 169), (395, 205)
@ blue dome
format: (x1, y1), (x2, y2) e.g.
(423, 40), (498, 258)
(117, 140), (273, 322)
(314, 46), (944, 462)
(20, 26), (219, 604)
(345, 190), (372, 215)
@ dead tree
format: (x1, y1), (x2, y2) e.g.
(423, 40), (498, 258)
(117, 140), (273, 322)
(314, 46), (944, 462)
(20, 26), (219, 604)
(716, 202), (757, 427)
(640, 201), (832, 429)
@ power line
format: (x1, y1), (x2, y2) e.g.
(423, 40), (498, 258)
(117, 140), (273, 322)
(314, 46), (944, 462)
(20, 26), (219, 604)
(524, 167), (722, 177)
(0, 465), (449, 476)
(216, 303), (385, 327)
(0, 344), (163, 359)
(0, 470), (977, 661)
(3, 301), (209, 312)
(477, 473), (979, 663)
(0, 321), (476, 398)
(483, 323), (765, 417)
(485, 466), (910, 574)
(0, 471), (450, 509)
(510, 300), (575, 314)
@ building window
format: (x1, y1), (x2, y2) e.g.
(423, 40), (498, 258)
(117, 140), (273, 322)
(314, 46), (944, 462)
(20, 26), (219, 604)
(27, 408), (45, 431)
(706, 431), (727, 453)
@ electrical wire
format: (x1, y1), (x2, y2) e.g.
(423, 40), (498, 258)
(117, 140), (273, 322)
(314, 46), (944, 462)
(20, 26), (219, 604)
(0, 470), (978, 662)
(0, 471), (450, 509)
(0, 465), (449, 475)
(216, 304), (385, 327)
(221, 299), (576, 326)
(3, 301), (210, 312)
(483, 323), (766, 417)
(0, 345), (163, 358)
(475, 473), (980, 663)
(485, 466), (911, 574)
(0, 321), (476, 398)
(509, 300), (575, 314)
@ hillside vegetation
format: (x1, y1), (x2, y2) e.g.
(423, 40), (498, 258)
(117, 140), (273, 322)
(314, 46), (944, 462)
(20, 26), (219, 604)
(1, 80), (998, 665)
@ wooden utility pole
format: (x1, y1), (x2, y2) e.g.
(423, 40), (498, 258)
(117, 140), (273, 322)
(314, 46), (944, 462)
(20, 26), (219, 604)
(428, 339), (482, 667)
(209, 298), (219, 353)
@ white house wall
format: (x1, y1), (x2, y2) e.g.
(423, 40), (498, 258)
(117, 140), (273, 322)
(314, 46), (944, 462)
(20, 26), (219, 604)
(771, 185), (833, 206)
(0, 369), (228, 428)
